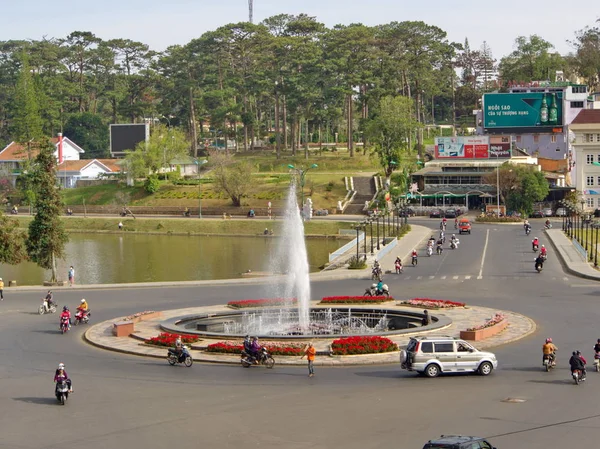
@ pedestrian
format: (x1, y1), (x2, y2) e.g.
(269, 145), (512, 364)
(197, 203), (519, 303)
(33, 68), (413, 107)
(301, 342), (316, 377)
(68, 266), (75, 287)
(0, 277), (4, 300)
(118, 221), (123, 230)
(421, 310), (430, 326)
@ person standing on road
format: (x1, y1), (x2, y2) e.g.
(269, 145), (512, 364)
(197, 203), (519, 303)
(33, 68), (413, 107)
(0, 277), (4, 300)
(421, 310), (430, 326)
(302, 342), (316, 377)
(68, 266), (75, 287)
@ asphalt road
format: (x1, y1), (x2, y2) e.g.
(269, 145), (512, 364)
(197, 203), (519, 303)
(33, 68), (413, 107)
(1, 218), (599, 449)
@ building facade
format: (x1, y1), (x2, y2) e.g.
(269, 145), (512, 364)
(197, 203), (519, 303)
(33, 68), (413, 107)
(569, 110), (600, 211)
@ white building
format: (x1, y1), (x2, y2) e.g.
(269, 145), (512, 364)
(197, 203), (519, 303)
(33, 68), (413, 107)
(56, 159), (122, 188)
(569, 109), (600, 211)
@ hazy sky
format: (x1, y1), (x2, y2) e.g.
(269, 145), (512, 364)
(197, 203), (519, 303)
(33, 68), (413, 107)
(2, 0), (598, 59)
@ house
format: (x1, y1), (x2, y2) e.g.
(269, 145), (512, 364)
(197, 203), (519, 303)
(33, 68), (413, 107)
(0, 135), (84, 186)
(569, 109), (600, 211)
(56, 159), (122, 188)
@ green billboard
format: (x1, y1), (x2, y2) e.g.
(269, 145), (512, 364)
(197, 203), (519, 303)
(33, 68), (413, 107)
(483, 92), (563, 130)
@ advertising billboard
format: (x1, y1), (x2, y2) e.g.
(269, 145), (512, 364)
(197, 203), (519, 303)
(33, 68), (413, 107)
(489, 136), (512, 158)
(483, 92), (563, 131)
(110, 124), (149, 157)
(435, 136), (490, 159)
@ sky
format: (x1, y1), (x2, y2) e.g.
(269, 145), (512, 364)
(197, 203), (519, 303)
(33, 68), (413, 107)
(1, 0), (599, 60)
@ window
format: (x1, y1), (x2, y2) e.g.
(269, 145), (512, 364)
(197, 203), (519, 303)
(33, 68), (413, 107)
(516, 135), (522, 143)
(587, 154), (595, 164)
(587, 176), (594, 186)
(597, 134), (600, 143)
(572, 86), (588, 93)
(433, 342), (454, 353)
(597, 176), (600, 186)
(421, 342), (433, 353)
(551, 135), (557, 143)
(586, 134), (595, 143)
(587, 198), (594, 208)
(570, 101), (584, 108)
(534, 135), (540, 143)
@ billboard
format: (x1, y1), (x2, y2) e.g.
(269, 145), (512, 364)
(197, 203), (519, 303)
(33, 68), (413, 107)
(489, 136), (512, 158)
(435, 136), (490, 159)
(483, 92), (563, 131)
(110, 124), (149, 157)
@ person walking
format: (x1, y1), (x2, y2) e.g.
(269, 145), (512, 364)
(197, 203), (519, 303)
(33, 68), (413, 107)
(301, 342), (316, 377)
(0, 277), (4, 300)
(68, 266), (75, 287)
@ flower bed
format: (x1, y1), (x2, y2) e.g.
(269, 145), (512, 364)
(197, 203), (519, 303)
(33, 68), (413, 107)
(320, 296), (393, 304)
(399, 298), (465, 309)
(331, 336), (398, 355)
(205, 341), (305, 356)
(227, 298), (297, 309)
(145, 332), (200, 347)
(460, 313), (507, 341)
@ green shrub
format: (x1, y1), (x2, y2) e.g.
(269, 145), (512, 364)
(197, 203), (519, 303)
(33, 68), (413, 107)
(475, 217), (521, 223)
(348, 256), (367, 269)
(144, 176), (160, 193)
(325, 181), (334, 192)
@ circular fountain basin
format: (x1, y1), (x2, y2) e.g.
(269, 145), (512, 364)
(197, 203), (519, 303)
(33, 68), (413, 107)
(160, 306), (451, 340)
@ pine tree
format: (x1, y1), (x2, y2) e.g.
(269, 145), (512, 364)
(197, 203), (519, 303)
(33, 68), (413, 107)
(25, 141), (68, 283)
(12, 53), (44, 144)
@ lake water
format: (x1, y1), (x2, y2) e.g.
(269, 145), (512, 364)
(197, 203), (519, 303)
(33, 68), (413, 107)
(0, 233), (345, 286)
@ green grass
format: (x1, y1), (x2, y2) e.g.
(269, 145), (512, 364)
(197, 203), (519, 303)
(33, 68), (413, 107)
(61, 184), (148, 206)
(10, 215), (353, 236)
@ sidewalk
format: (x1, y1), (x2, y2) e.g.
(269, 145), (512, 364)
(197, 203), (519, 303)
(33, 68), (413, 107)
(84, 303), (535, 366)
(546, 229), (600, 281)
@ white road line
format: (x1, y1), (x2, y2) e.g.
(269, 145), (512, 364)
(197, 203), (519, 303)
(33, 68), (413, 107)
(441, 276), (447, 280)
(429, 276), (435, 279)
(405, 276), (411, 280)
(453, 275), (459, 280)
(478, 229), (490, 279)
(416, 276), (423, 280)
(465, 275), (472, 280)
(563, 277), (569, 281)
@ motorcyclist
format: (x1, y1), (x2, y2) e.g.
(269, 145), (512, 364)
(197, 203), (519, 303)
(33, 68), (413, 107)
(411, 249), (418, 265)
(376, 280), (384, 295)
(545, 218), (551, 228)
(250, 337), (261, 363)
(577, 351), (588, 379)
(77, 298), (89, 313)
(594, 339), (600, 355)
(535, 255), (545, 271)
(569, 351), (586, 380)
(440, 230), (445, 242)
(428, 236), (436, 246)
(394, 257), (402, 273)
(54, 363), (72, 393)
(540, 245), (547, 258)
(532, 237), (539, 250)
(523, 219), (529, 228)
(454, 218), (458, 228)
(542, 338), (557, 365)
(45, 290), (55, 309)
(436, 238), (444, 254)
(60, 306), (71, 328)
(243, 335), (252, 355)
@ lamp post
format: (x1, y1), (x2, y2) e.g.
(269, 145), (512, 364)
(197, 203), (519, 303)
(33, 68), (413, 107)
(369, 218), (374, 254)
(581, 200), (586, 246)
(362, 221), (368, 256)
(376, 212), (380, 251)
(287, 164), (318, 214)
(354, 223), (361, 261)
(595, 223), (599, 267)
(194, 159), (208, 218)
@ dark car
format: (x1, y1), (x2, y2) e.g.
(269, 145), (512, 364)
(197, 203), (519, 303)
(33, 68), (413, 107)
(531, 211), (544, 218)
(398, 207), (415, 217)
(444, 209), (457, 218)
(429, 209), (442, 218)
(423, 435), (496, 449)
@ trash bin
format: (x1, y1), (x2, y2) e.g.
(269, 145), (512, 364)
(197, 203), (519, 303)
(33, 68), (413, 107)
(594, 209), (600, 218)
(8, 280), (17, 287)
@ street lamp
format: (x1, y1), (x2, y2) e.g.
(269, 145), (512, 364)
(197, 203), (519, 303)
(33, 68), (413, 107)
(581, 200), (586, 246)
(287, 164), (318, 213)
(194, 159), (208, 218)
(594, 222), (599, 267)
(354, 223), (361, 262)
(369, 218), (374, 254)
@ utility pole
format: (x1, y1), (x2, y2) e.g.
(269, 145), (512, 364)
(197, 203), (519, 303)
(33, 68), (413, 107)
(248, 0), (253, 23)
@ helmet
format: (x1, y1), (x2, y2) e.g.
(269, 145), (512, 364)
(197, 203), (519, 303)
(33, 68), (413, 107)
(573, 351), (578, 356)
(542, 245), (545, 248)
(535, 237), (538, 240)
(372, 284), (377, 288)
(80, 299), (86, 303)
(577, 350), (582, 355)
(63, 306), (69, 311)
(452, 234), (455, 237)
(545, 338), (552, 343)
(58, 363), (65, 370)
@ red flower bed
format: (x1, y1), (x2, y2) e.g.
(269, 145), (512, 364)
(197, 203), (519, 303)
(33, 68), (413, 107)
(227, 298), (297, 309)
(320, 296), (393, 304)
(331, 336), (398, 355)
(400, 298), (465, 309)
(205, 341), (305, 356)
(145, 332), (200, 347)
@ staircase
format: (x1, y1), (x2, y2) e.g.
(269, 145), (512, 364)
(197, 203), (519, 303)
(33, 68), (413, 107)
(343, 177), (375, 215)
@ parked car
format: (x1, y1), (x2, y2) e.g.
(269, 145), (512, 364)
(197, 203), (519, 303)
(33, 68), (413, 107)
(531, 211), (544, 218)
(398, 207), (415, 217)
(458, 218), (471, 234)
(542, 208), (553, 217)
(444, 209), (457, 218)
(400, 336), (497, 378)
(555, 207), (566, 217)
(429, 210), (442, 218)
(423, 435), (496, 449)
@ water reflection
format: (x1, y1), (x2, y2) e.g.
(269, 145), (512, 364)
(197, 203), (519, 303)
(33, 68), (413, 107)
(0, 233), (344, 286)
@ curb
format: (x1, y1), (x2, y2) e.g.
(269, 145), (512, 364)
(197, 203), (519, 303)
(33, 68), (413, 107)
(479, 313), (537, 349)
(545, 230), (600, 282)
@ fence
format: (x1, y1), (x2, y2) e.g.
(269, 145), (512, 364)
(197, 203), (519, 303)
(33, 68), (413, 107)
(329, 231), (364, 262)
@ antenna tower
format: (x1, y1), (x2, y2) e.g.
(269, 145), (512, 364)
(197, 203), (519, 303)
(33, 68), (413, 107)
(248, 0), (253, 23)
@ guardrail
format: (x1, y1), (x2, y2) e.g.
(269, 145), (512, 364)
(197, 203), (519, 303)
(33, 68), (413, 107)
(572, 238), (588, 262)
(329, 231), (365, 262)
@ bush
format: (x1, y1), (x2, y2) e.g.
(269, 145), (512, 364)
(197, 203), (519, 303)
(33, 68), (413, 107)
(320, 296), (393, 304)
(348, 256), (367, 269)
(145, 332), (200, 347)
(206, 341), (305, 356)
(227, 298), (297, 309)
(331, 336), (398, 355)
(144, 176), (160, 193)
(399, 298), (466, 309)
(475, 216), (521, 223)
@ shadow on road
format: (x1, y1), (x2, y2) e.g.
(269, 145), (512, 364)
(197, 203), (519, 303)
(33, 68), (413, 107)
(30, 330), (61, 335)
(13, 397), (58, 405)
(502, 366), (546, 373)
(528, 379), (575, 386)
(353, 370), (407, 380)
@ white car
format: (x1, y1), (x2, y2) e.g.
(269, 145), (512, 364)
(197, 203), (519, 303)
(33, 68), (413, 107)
(542, 208), (553, 217)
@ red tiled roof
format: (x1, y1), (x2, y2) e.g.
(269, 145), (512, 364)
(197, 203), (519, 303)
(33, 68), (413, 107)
(571, 110), (600, 124)
(96, 159), (122, 172)
(56, 160), (92, 171)
(538, 157), (568, 173)
(0, 137), (85, 161)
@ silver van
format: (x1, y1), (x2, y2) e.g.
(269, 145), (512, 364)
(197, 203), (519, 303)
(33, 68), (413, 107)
(400, 336), (498, 378)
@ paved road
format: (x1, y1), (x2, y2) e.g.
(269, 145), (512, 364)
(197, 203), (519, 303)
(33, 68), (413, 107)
(1, 219), (599, 449)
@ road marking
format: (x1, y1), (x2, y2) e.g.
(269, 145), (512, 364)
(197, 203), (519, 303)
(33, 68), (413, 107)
(404, 276), (411, 280)
(429, 276), (435, 279)
(453, 275), (459, 280)
(465, 275), (471, 280)
(441, 276), (447, 280)
(416, 276), (422, 280)
(563, 277), (569, 281)
(477, 228), (490, 279)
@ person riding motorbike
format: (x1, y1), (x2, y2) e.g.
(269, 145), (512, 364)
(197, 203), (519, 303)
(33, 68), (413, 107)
(45, 290), (55, 309)
(524, 222), (531, 234)
(545, 218), (552, 229)
(454, 218), (458, 229)
(54, 363), (72, 393)
(569, 351), (586, 380)
(523, 219), (529, 228)
(376, 280), (385, 295)
(542, 338), (557, 365)
(394, 257), (403, 274)
(411, 249), (418, 265)
(77, 298), (89, 313)
(250, 337), (262, 363)
(243, 335), (252, 355)
(532, 237), (539, 251)
(577, 351), (588, 379)
(428, 236), (436, 246)
(436, 238), (444, 254)
(439, 230), (445, 242)
(60, 306), (71, 328)
(535, 255), (545, 271)
(540, 245), (547, 258)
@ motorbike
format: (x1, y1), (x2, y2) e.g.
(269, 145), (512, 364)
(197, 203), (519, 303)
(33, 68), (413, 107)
(364, 283), (390, 298)
(535, 260), (543, 273)
(532, 243), (539, 252)
(572, 369), (586, 385)
(394, 262), (403, 274)
(411, 255), (418, 266)
(545, 222), (552, 229)
(167, 346), (193, 367)
(525, 226), (531, 235)
(594, 352), (600, 372)
(55, 379), (69, 405)
(241, 347), (275, 368)
(543, 353), (556, 372)
(73, 309), (91, 325)
(450, 239), (460, 250)
(426, 246), (433, 257)
(38, 299), (57, 315)
(60, 316), (70, 334)
(436, 245), (443, 255)
(183, 210), (191, 217)
(371, 267), (382, 281)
